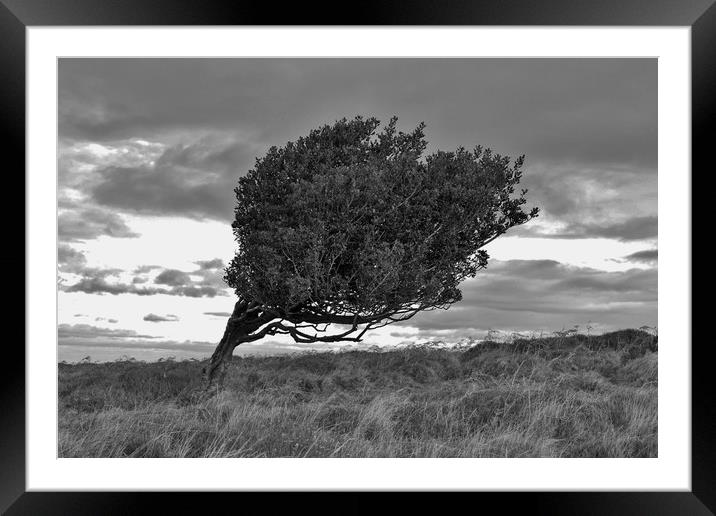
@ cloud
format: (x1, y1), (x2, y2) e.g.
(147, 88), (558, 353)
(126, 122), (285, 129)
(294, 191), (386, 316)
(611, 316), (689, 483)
(565, 217), (657, 241)
(154, 263), (228, 296)
(155, 269), (192, 287)
(195, 258), (224, 270)
(169, 286), (223, 298)
(514, 160), (657, 241)
(58, 323), (158, 340)
(58, 323), (215, 355)
(94, 317), (119, 323)
(134, 265), (161, 274)
(58, 244), (87, 272)
(59, 339), (217, 354)
(89, 138), (257, 222)
(190, 264), (228, 290)
(153, 261), (228, 295)
(59, 59), (655, 232)
(58, 138), (165, 189)
(515, 216), (657, 242)
(622, 249), (658, 264)
(143, 313), (179, 322)
(58, 206), (139, 242)
(204, 311), (231, 317)
(58, 59), (655, 168)
(554, 269), (656, 293)
(58, 249), (126, 289)
(65, 277), (163, 296)
(401, 259), (657, 335)
(64, 262), (229, 298)
(64, 276), (223, 298)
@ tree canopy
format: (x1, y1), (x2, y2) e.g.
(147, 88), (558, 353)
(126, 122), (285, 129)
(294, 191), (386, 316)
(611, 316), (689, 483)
(221, 116), (538, 344)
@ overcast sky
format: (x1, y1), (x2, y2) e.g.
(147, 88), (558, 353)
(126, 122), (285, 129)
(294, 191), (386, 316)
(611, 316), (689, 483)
(57, 58), (657, 362)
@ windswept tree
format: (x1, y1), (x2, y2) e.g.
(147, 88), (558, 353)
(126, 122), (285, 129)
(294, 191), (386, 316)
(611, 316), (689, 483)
(204, 117), (538, 387)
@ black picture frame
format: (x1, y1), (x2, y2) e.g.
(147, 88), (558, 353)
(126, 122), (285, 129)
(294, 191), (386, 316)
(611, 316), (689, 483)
(3, 1), (710, 513)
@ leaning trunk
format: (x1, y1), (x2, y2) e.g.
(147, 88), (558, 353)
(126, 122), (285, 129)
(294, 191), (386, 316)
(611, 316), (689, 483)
(203, 333), (235, 390)
(203, 300), (267, 389)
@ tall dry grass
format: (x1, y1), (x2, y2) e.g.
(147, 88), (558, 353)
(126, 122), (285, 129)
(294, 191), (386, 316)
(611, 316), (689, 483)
(58, 329), (657, 458)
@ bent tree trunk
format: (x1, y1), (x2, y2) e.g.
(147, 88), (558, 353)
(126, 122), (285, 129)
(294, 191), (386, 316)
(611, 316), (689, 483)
(203, 300), (270, 389)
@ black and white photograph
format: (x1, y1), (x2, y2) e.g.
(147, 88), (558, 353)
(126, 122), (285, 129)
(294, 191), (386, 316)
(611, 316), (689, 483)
(56, 57), (658, 459)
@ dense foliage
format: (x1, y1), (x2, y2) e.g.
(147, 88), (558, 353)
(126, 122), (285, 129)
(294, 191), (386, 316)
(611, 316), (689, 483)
(224, 116), (538, 338)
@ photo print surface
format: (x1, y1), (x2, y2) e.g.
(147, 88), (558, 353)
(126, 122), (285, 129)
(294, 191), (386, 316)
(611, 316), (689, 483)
(58, 58), (657, 458)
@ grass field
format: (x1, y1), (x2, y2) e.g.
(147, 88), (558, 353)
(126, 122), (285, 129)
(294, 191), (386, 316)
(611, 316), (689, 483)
(58, 329), (657, 458)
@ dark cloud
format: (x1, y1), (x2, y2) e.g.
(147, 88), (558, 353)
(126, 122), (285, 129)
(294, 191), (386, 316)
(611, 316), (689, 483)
(169, 286), (223, 298)
(153, 264), (228, 296)
(155, 269), (192, 287)
(514, 216), (657, 242)
(64, 263), (228, 298)
(567, 216), (657, 241)
(58, 244), (87, 272)
(59, 59), (656, 168)
(65, 275), (223, 298)
(204, 311), (231, 317)
(90, 139), (256, 221)
(58, 206), (139, 242)
(554, 269), (655, 294)
(622, 249), (658, 264)
(196, 258), (224, 270)
(59, 58), (656, 230)
(143, 313), (179, 322)
(401, 259), (657, 335)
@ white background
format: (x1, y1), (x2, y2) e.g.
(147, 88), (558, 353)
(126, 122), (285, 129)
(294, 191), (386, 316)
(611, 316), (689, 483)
(27, 27), (690, 491)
